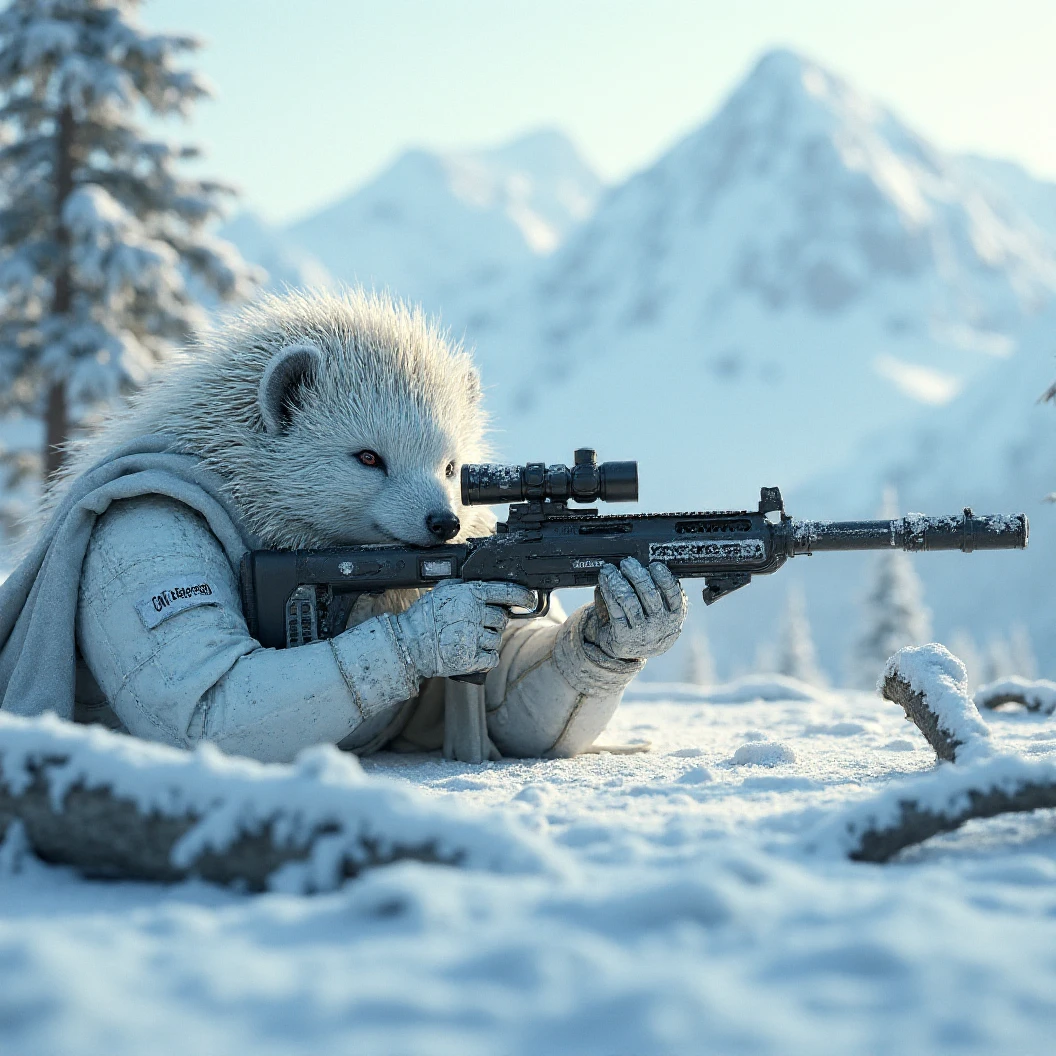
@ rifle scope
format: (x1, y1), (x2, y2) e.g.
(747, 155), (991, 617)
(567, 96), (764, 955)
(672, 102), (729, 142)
(461, 448), (638, 506)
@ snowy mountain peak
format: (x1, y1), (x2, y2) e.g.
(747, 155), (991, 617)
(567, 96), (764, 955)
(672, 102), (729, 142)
(730, 48), (886, 127)
(463, 50), (1056, 517)
(435, 129), (602, 253)
(498, 48), (1055, 371)
(708, 48), (942, 231)
(651, 48), (1056, 322)
(271, 128), (602, 315)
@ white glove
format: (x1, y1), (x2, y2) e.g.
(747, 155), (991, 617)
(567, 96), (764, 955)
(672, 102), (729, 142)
(583, 558), (687, 661)
(392, 580), (536, 679)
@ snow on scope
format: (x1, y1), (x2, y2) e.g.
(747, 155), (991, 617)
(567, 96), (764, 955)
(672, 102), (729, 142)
(461, 448), (638, 505)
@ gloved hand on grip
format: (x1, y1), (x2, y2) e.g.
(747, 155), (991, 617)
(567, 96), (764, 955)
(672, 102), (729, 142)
(583, 558), (687, 661)
(392, 580), (537, 680)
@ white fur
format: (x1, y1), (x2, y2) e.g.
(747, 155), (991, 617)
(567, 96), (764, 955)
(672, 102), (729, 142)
(56, 289), (496, 554)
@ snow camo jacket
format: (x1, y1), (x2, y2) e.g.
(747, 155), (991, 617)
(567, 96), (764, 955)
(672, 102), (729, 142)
(74, 495), (643, 763)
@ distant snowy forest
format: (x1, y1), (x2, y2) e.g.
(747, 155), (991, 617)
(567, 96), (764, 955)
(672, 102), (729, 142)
(1, 5), (1054, 692)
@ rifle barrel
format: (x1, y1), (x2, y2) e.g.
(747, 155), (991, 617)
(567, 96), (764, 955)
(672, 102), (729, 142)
(788, 512), (1028, 556)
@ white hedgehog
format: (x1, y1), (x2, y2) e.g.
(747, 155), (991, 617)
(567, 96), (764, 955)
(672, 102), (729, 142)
(3, 289), (686, 764)
(58, 288), (496, 552)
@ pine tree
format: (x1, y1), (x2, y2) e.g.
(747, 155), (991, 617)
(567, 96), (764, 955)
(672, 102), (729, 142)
(752, 639), (776, 676)
(981, 634), (1016, 685)
(776, 584), (826, 686)
(853, 487), (932, 687)
(0, 0), (256, 478)
(683, 631), (716, 686)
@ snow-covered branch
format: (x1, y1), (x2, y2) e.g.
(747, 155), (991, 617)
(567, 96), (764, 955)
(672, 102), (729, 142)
(815, 645), (1056, 862)
(975, 677), (1056, 715)
(0, 714), (552, 892)
(879, 645), (993, 764)
(819, 754), (1056, 864)
(811, 646), (1056, 861)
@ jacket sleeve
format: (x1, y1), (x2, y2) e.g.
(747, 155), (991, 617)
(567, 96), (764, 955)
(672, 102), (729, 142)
(75, 495), (420, 763)
(482, 600), (645, 758)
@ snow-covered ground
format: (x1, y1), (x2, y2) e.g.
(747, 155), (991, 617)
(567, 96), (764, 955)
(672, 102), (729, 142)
(3, 679), (1056, 1055)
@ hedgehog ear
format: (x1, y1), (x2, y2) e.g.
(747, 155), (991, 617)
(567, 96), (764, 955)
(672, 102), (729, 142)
(258, 343), (323, 435)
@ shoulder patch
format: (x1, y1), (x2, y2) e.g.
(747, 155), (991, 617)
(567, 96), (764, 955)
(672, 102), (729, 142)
(135, 581), (218, 630)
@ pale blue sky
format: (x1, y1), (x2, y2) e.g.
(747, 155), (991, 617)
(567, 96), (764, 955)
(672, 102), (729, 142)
(143, 0), (1056, 225)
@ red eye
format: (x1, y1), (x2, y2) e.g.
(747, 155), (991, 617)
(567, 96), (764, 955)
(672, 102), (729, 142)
(355, 450), (384, 470)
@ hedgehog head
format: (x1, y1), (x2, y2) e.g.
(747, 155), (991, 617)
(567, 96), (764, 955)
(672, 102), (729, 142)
(101, 290), (496, 550)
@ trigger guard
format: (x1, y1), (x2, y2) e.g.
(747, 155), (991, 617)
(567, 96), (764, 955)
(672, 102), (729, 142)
(508, 590), (551, 620)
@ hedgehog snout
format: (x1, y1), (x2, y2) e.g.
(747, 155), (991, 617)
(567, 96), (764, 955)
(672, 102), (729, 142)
(426, 510), (461, 541)
(371, 471), (462, 546)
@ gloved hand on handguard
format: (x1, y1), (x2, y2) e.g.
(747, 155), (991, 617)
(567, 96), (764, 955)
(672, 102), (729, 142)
(582, 557), (688, 661)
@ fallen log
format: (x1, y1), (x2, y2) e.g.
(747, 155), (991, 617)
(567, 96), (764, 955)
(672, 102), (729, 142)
(847, 764), (1056, 863)
(0, 713), (551, 891)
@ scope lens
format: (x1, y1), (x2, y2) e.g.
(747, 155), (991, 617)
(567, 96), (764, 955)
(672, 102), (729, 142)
(599, 461), (638, 502)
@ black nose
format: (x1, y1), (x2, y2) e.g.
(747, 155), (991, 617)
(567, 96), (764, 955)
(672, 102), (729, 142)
(426, 511), (461, 541)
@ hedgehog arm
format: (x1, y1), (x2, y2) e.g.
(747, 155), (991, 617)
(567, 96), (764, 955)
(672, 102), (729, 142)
(480, 602), (644, 758)
(76, 496), (419, 763)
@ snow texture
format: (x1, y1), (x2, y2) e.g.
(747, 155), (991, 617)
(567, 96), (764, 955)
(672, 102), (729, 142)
(730, 741), (797, 766)
(4, 680), (1056, 1053)
(625, 675), (829, 704)
(811, 643), (1056, 861)
(283, 129), (601, 315)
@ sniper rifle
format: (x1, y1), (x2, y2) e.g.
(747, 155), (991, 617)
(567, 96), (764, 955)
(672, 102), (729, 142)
(240, 449), (1028, 683)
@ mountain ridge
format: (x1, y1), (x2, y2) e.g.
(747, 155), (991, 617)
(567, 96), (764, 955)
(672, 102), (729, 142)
(216, 49), (1056, 685)
(458, 49), (1056, 512)
(280, 128), (602, 316)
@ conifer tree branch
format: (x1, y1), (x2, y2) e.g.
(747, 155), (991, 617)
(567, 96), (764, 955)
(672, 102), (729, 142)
(0, 0), (257, 480)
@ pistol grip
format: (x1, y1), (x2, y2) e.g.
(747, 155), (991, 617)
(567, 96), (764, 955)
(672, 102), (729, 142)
(451, 671), (488, 686)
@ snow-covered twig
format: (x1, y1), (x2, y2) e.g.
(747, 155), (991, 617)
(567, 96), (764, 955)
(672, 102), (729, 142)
(819, 754), (1056, 863)
(0, 714), (553, 892)
(878, 645), (993, 763)
(975, 677), (1056, 715)
(818, 645), (1056, 862)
